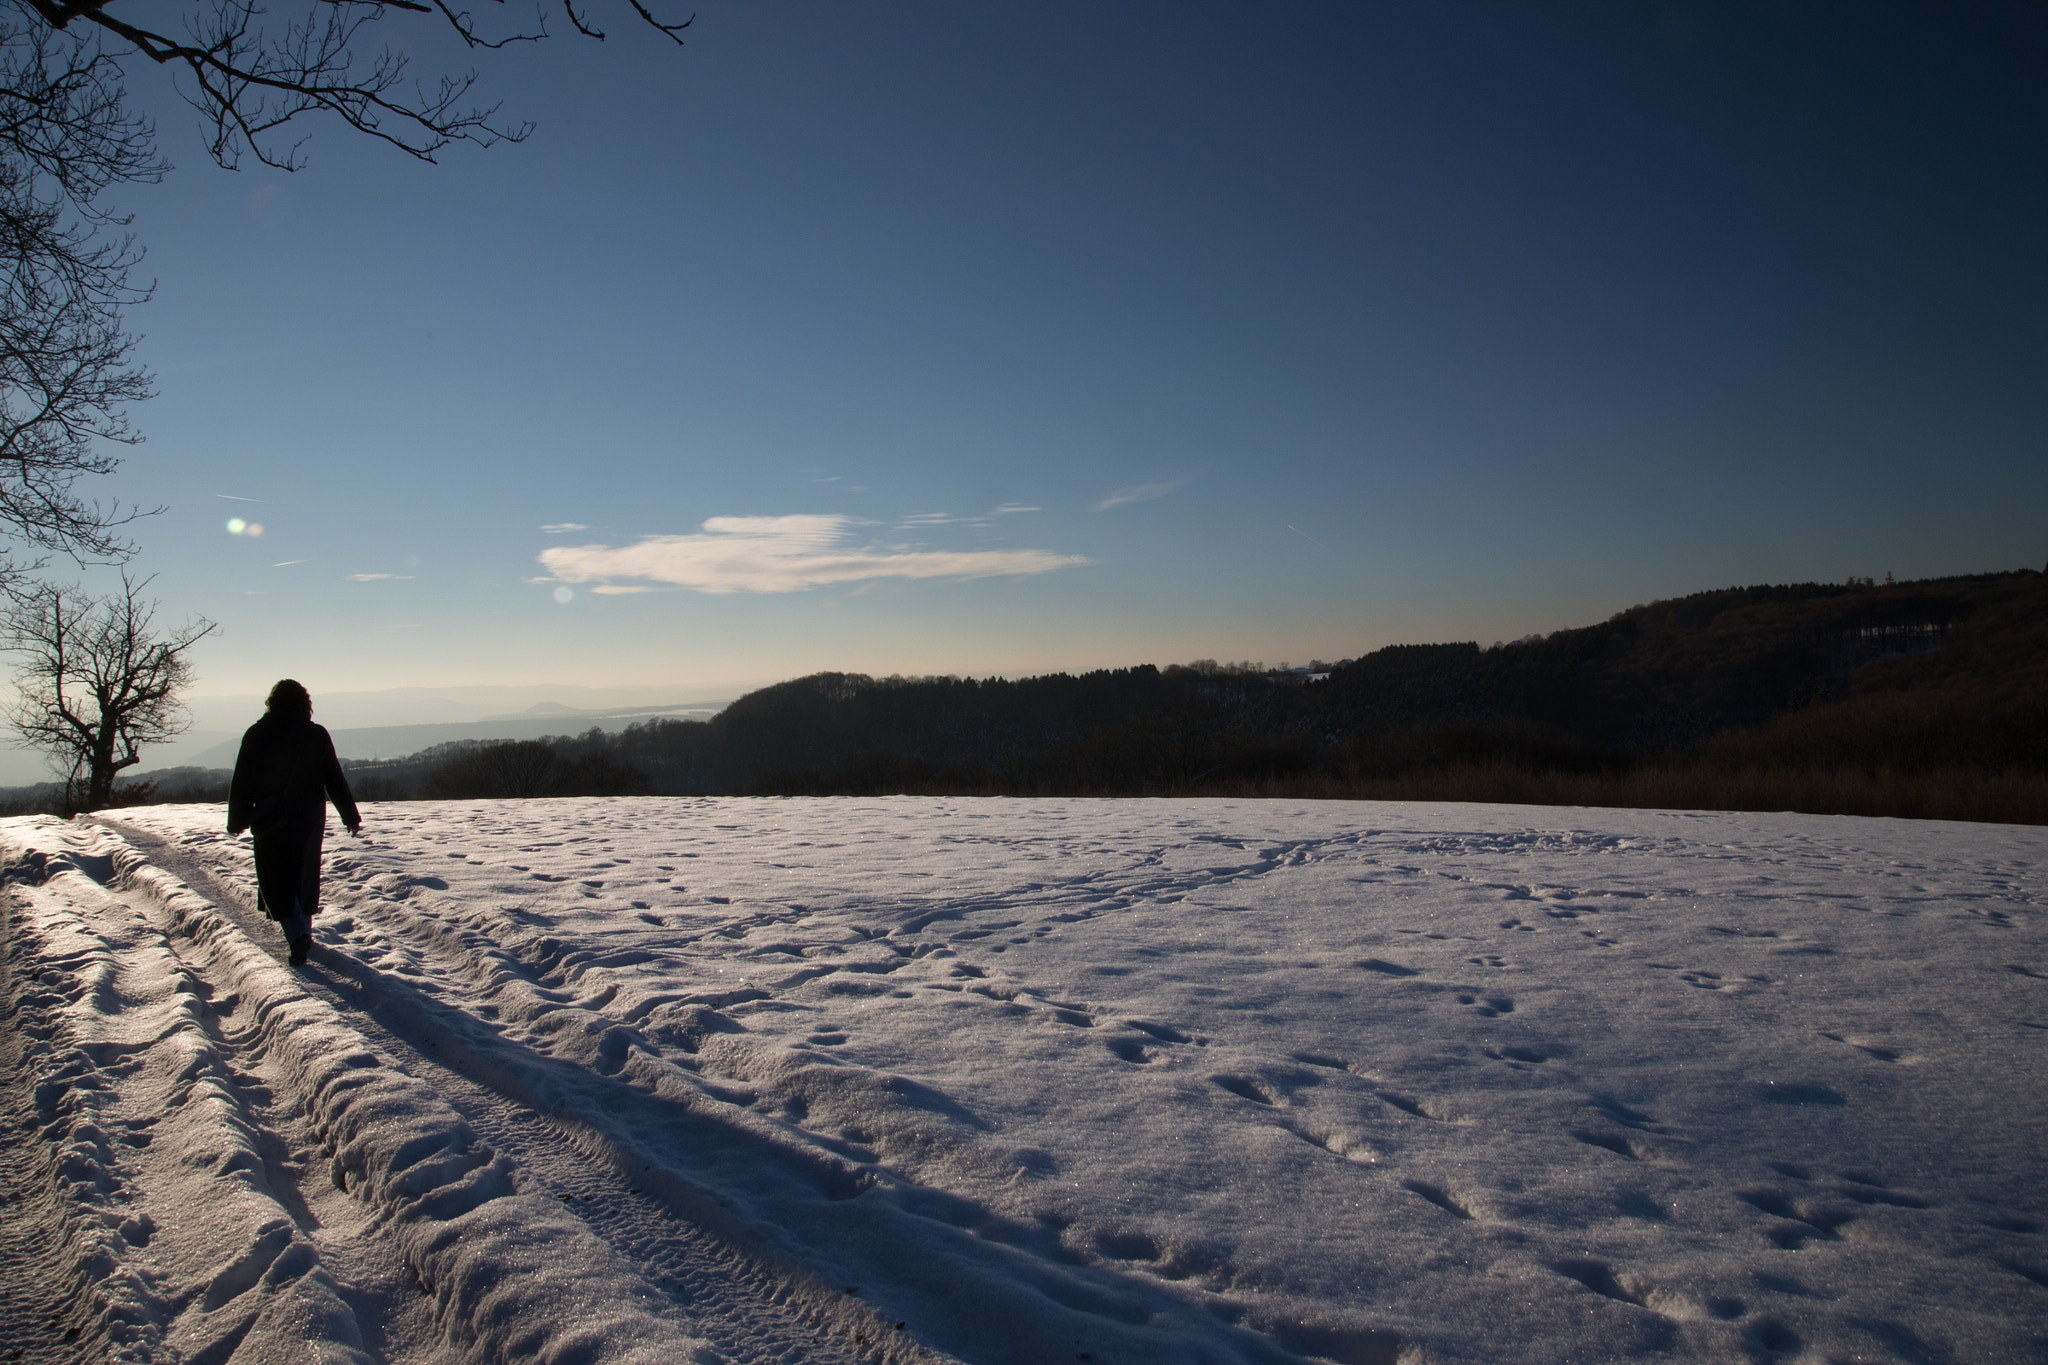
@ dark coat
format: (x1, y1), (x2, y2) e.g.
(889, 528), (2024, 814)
(229, 712), (359, 836)
(228, 713), (359, 921)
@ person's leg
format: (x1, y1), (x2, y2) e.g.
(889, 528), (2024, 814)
(276, 905), (312, 952)
(282, 826), (325, 965)
(254, 828), (316, 964)
(297, 825), (325, 918)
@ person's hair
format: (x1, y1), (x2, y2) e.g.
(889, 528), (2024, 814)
(265, 679), (312, 716)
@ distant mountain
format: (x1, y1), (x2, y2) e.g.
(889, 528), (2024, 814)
(170, 703), (731, 772)
(506, 702), (582, 717)
(11, 684), (762, 789)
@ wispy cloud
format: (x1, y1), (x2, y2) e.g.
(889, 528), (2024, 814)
(1095, 480), (1185, 511)
(347, 573), (414, 582)
(541, 522), (589, 534)
(538, 514), (1088, 595)
(893, 503), (1046, 534)
(271, 560), (306, 567)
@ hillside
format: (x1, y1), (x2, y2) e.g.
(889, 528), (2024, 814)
(556, 567), (2043, 820)
(27, 567), (2042, 823)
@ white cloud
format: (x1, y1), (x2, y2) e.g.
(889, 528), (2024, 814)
(538, 514), (1088, 594)
(1095, 481), (1185, 511)
(895, 503), (1044, 534)
(347, 573), (413, 582)
(541, 522), (590, 533)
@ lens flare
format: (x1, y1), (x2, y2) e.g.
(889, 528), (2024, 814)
(226, 517), (247, 535)
(552, 586), (574, 604)
(246, 522), (264, 537)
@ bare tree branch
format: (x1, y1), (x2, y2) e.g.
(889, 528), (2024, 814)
(561, 0), (605, 42)
(12, 0), (692, 169)
(0, 18), (159, 586)
(0, 1), (685, 585)
(625, 0), (690, 46)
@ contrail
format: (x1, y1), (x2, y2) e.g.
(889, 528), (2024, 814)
(218, 493), (266, 502)
(1286, 524), (1326, 549)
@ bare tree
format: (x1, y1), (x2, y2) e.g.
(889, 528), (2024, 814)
(2, 572), (213, 809)
(0, 0), (687, 583)
(15, 0), (692, 170)
(0, 18), (159, 587)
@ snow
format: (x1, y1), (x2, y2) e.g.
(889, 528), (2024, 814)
(3, 797), (2045, 1364)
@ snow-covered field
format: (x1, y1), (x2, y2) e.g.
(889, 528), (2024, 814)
(2, 797), (2044, 1364)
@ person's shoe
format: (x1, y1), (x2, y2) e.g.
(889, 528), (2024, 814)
(289, 935), (312, 967)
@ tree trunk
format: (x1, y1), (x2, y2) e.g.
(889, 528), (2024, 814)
(86, 734), (119, 810)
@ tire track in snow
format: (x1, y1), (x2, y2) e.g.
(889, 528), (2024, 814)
(98, 817), (935, 1365)
(0, 890), (101, 1365)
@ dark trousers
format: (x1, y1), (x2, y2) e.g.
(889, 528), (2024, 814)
(253, 823), (324, 939)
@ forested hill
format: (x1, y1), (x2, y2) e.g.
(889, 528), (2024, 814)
(1318, 568), (2044, 761)
(330, 567), (2045, 823)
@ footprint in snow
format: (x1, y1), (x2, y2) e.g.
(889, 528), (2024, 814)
(1675, 969), (1768, 991)
(1107, 1019), (1196, 1065)
(1772, 1164), (1932, 1210)
(1404, 1180), (1474, 1219)
(1590, 1097), (1672, 1134)
(1211, 1074), (1281, 1105)
(1572, 1129), (1665, 1162)
(1554, 1259), (1646, 1306)
(1755, 1081), (1845, 1107)
(1819, 1032), (1910, 1063)
(1738, 1189), (1856, 1247)
(1377, 1092), (1459, 1122)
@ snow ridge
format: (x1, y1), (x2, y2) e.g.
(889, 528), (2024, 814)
(3, 817), (721, 1365)
(2, 821), (373, 1363)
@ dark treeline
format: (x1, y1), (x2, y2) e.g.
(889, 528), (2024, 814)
(0, 766), (233, 815)
(14, 568), (2041, 824)
(341, 568), (2047, 824)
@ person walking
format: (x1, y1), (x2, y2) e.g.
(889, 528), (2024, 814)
(227, 679), (361, 966)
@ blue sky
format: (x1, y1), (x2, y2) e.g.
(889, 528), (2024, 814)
(62, 1), (2048, 705)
